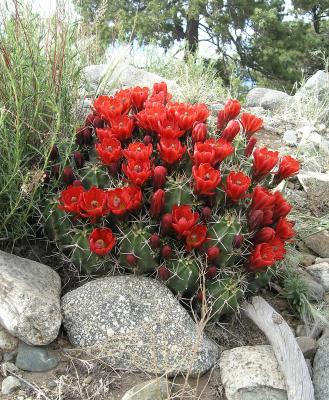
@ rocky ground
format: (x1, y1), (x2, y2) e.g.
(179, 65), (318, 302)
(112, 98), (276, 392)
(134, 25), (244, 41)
(1, 66), (329, 399)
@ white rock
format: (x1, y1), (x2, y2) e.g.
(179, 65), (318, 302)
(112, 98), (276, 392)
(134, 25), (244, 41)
(283, 130), (298, 146)
(121, 378), (170, 400)
(1, 376), (21, 395)
(307, 262), (329, 291)
(0, 251), (61, 345)
(296, 70), (329, 100)
(220, 345), (287, 400)
(246, 88), (294, 111)
(0, 325), (18, 352)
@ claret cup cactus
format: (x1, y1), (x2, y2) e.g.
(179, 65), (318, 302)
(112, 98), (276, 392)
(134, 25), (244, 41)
(43, 82), (299, 320)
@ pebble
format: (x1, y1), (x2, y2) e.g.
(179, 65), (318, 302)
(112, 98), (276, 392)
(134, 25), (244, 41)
(15, 342), (58, 372)
(83, 375), (93, 385)
(1, 376), (21, 395)
(296, 336), (317, 358)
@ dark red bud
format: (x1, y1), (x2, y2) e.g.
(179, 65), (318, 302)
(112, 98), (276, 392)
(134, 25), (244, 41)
(245, 136), (257, 158)
(248, 209), (264, 230)
(76, 127), (93, 146)
(207, 246), (221, 262)
(206, 265), (218, 279)
(232, 234), (244, 249)
(158, 265), (170, 280)
(85, 113), (96, 126)
(196, 289), (204, 302)
(202, 207), (212, 222)
(253, 227), (276, 244)
(161, 213), (172, 234)
(50, 144), (59, 161)
(161, 245), (172, 259)
(107, 161), (120, 176)
(153, 165), (167, 189)
(62, 167), (75, 186)
(43, 171), (50, 184)
(74, 151), (85, 169)
(126, 254), (137, 266)
(93, 116), (105, 129)
(192, 122), (207, 143)
(149, 233), (161, 249)
(143, 135), (152, 145)
(51, 164), (60, 178)
(73, 179), (82, 187)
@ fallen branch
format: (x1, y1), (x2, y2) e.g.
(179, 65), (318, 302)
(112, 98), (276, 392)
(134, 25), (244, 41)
(242, 296), (315, 400)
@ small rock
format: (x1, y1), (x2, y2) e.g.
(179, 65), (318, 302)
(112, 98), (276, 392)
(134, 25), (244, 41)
(220, 345), (287, 400)
(83, 375), (93, 385)
(295, 268), (325, 302)
(315, 257), (329, 264)
(295, 70), (329, 102)
(300, 253), (316, 267)
(3, 349), (17, 362)
(296, 324), (307, 337)
(0, 250), (61, 345)
(2, 361), (19, 374)
(283, 130), (298, 146)
(307, 262), (329, 291)
(15, 342), (58, 372)
(303, 230), (329, 258)
(298, 172), (329, 218)
(296, 336), (317, 358)
(62, 276), (218, 377)
(313, 335), (329, 400)
(0, 325), (19, 352)
(1, 376), (21, 395)
(121, 378), (170, 400)
(246, 87), (294, 111)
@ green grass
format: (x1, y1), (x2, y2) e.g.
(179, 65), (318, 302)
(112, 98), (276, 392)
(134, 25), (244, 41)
(0, 1), (83, 242)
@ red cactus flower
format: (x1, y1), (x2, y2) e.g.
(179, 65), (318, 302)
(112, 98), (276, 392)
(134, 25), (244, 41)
(95, 137), (122, 166)
(73, 151), (85, 169)
(172, 205), (199, 237)
(192, 122), (207, 143)
(225, 171), (251, 202)
(93, 95), (123, 123)
(161, 244), (173, 259)
(135, 103), (167, 132)
(109, 115), (134, 142)
(186, 224), (207, 251)
(206, 138), (235, 165)
(153, 165), (167, 189)
(241, 113), (263, 137)
(107, 187), (132, 215)
(248, 243), (276, 270)
(79, 186), (109, 219)
(63, 167), (75, 186)
(268, 236), (286, 261)
(89, 227), (116, 255)
(248, 209), (265, 230)
(272, 191), (292, 221)
(250, 186), (275, 212)
(224, 99), (241, 121)
(152, 81), (172, 103)
(58, 185), (84, 214)
(150, 189), (165, 218)
(156, 119), (185, 139)
(123, 142), (153, 161)
(221, 120), (240, 142)
(115, 88), (132, 114)
(245, 135), (257, 157)
(126, 185), (142, 211)
(122, 159), (152, 186)
(275, 217), (295, 241)
(195, 103), (210, 122)
(207, 246), (220, 262)
(192, 142), (215, 165)
(167, 102), (208, 131)
(157, 138), (186, 165)
(192, 163), (221, 196)
(252, 147), (279, 181)
(96, 127), (114, 142)
(131, 86), (149, 110)
(274, 156), (300, 184)
(253, 227), (276, 244)
(149, 233), (161, 249)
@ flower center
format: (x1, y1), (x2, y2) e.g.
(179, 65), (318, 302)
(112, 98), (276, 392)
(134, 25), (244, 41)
(204, 173), (210, 181)
(71, 196), (77, 203)
(119, 122), (124, 127)
(95, 239), (105, 249)
(113, 196), (121, 207)
(191, 234), (197, 242)
(107, 146), (113, 152)
(91, 200), (99, 208)
(134, 165), (142, 172)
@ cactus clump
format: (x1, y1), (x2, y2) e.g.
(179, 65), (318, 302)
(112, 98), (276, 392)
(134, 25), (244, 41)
(43, 82), (300, 320)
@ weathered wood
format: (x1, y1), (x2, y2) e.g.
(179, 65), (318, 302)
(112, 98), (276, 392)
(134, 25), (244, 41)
(243, 296), (315, 400)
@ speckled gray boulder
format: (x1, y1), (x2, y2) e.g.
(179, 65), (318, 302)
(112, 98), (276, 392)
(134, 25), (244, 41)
(62, 276), (218, 377)
(0, 251), (61, 345)
(313, 335), (329, 400)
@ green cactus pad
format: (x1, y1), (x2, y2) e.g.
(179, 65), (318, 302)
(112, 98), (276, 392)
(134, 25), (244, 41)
(164, 175), (194, 212)
(166, 256), (199, 297)
(79, 163), (110, 189)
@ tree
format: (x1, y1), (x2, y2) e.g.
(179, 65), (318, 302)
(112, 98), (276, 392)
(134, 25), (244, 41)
(292, 1), (329, 33)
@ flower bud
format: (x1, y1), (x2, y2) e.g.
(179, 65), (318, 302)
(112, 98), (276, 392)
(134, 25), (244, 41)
(207, 246), (221, 262)
(51, 164), (60, 178)
(161, 213), (172, 235)
(143, 135), (152, 145)
(126, 254), (137, 266)
(206, 265), (217, 279)
(73, 179), (82, 187)
(221, 120), (240, 142)
(248, 209), (264, 230)
(50, 144), (59, 161)
(74, 151), (85, 169)
(196, 289), (204, 302)
(192, 122), (207, 143)
(201, 207), (212, 222)
(93, 116), (105, 129)
(161, 245), (172, 259)
(217, 110), (226, 130)
(149, 233), (161, 249)
(85, 113), (96, 127)
(150, 189), (165, 218)
(62, 166), (75, 186)
(153, 165), (167, 189)
(158, 265), (170, 280)
(253, 227), (276, 244)
(245, 136), (257, 158)
(232, 234), (244, 249)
